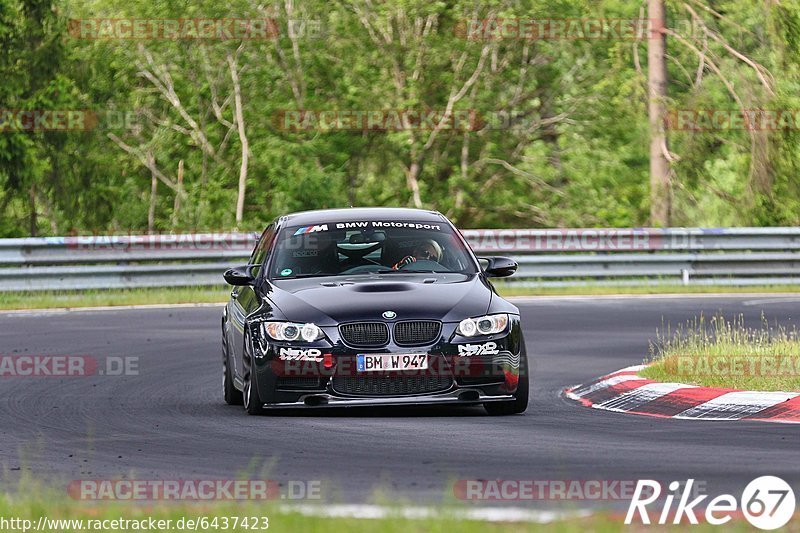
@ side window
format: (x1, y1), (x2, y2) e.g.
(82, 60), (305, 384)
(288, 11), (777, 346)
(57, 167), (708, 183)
(249, 224), (276, 276)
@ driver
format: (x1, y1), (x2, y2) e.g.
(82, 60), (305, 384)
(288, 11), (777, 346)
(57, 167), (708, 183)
(392, 239), (443, 270)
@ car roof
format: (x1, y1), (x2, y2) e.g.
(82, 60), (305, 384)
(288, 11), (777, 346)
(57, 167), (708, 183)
(279, 207), (447, 226)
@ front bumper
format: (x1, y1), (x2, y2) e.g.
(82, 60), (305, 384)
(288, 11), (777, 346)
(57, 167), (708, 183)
(248, 315), (525, 408)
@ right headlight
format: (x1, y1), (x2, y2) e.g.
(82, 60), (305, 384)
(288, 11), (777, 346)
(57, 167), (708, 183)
(261, 321), (325, 342)
(456, 313), (509, 337)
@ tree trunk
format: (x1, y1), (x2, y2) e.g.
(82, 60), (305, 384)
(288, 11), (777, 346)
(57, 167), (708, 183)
(172, 159), (184, 228)
(347, 157), (358, 207)
(234, 133), (249, 226)
(29, 184), (37, 237)
(540, 100), (566, 187)
(648, 0), (671, 226)
(148, 166), (158, 234)
(405, 160), (423, 208)
(229, 53), (249, 226)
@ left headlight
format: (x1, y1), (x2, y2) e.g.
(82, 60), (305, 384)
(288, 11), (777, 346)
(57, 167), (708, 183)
(456, 313), (509, 337)
(261, 321), (325, 342)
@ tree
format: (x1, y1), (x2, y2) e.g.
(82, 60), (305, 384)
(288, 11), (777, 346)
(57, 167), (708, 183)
(648, 0), (671, 226)
(1, 0), (797, 237)
(0, 0), (76, 236)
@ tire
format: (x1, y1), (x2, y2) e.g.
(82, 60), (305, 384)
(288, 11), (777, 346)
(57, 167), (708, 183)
(242, 333), (266, 415)
(484, 352), (529, 416)
(223, 337), (243, 405)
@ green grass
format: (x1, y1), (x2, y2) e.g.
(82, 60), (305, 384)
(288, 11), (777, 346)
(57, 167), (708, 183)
(0, 283), (798, 311)
(496, 283), (800, 297)
(640, 313), (800, 391)
(0, 287), (230, 310)
(0, 488), (765, 533)
(0, 475), (608, 532)
(0, 501), (594, 533)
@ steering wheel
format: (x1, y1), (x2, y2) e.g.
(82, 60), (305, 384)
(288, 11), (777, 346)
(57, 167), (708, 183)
(340, 264), (385, 275)
(397, 259), (446, 271)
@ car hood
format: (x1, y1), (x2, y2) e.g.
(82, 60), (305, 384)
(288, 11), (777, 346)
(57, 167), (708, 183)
(262, 273), (492, 325)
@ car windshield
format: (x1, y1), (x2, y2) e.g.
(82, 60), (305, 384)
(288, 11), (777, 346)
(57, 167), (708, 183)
(268, 220), (478, 279)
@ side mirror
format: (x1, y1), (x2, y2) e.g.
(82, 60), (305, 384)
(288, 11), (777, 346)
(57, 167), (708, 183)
(480, 256), (518, 278)
(223, 265), (256, 286)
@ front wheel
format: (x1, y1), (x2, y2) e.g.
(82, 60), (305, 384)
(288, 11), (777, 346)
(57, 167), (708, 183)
(484, 353), (529, 416)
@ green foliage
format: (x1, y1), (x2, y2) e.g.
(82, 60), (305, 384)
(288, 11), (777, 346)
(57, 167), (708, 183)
(0, 0), (797, 235)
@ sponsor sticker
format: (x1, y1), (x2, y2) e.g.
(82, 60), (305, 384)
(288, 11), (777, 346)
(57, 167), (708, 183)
(334, 221), (442, 231)
(278, 348), (323, 362)
(457, 342), (500, 356)
(292, 250), (319, 258)
(293, 224), (329, 236)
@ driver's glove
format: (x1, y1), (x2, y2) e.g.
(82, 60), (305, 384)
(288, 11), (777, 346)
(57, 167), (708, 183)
(392, 255), (416, 270)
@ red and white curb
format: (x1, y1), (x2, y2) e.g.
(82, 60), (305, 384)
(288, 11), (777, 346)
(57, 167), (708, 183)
(564, 365), (800, 423)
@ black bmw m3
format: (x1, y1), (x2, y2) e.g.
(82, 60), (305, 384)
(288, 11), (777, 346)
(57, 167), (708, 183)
(222, 207), (528, 415)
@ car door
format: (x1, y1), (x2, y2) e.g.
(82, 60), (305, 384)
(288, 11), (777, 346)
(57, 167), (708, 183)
(229, 224), (275, 380)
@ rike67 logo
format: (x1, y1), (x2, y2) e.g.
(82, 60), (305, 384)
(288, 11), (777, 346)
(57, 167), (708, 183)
(626, 476), (796, 530)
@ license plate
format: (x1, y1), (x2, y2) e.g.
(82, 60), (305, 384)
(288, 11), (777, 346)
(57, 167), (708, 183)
(356, 354), (428, 372)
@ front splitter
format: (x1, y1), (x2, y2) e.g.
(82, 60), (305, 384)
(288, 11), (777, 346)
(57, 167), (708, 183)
(259, 390), (515, 409)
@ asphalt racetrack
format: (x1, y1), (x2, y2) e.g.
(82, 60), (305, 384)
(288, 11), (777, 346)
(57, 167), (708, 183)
(1, 295), (798, 508)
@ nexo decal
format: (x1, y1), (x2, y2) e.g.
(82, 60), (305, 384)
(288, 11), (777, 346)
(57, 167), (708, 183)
(278, 348), (324, 362)
(458, 342), (500, 357)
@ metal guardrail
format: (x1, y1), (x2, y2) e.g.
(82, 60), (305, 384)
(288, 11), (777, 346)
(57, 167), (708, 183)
(0, 228), (799, 291)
